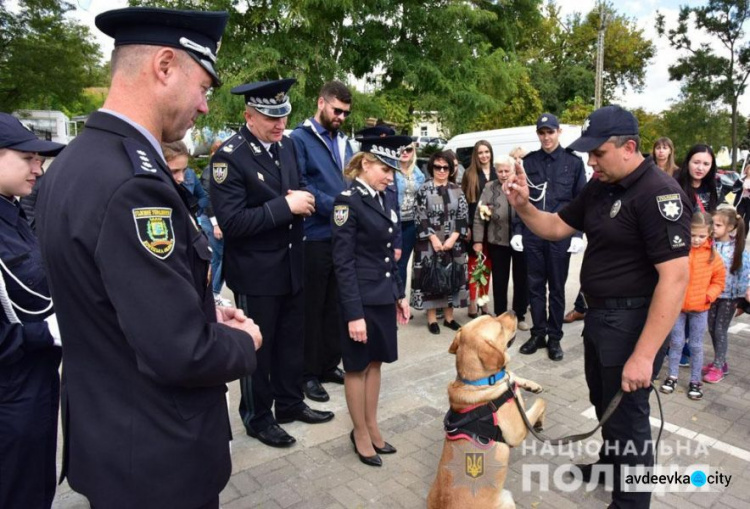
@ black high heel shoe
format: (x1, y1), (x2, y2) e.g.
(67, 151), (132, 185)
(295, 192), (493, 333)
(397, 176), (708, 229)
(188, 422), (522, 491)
(372, 441), (397, 454)
(350, 431), (382, 467)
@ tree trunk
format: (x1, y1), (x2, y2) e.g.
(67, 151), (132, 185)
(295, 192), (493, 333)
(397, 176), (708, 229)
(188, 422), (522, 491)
(732, 97), (739, 172)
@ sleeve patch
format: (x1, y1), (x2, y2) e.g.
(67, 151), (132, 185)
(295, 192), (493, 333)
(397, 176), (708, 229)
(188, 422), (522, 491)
(132, 208), (175, 259)
(667, 224), (687, 250)
(212, 162), (228, 184)
(334, 205), (349, 226)
(656, 194), (683, 221)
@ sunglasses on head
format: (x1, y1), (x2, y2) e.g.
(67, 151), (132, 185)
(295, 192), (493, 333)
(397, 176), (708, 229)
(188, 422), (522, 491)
(433, 164), (451, 172)
(324, 98), (351, 118)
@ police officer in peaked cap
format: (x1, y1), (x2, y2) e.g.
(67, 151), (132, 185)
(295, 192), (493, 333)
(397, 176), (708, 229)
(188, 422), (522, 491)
(505, 105), (691, 509)
(210, 78), (334, 449)
(35, 8), (262, 509)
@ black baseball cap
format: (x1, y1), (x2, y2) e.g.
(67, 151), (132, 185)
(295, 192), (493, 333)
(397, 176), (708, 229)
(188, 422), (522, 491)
(568, 105), (640, 152)
(0, 113), (65, 156)
(96, 7), (229, 87)
(536, 113), (559, 131)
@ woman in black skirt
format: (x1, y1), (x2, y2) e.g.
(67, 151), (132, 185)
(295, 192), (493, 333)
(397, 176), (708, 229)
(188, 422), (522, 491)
(331, 135), (412, 467)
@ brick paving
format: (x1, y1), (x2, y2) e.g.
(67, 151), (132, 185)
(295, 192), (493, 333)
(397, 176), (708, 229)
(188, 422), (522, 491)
(53, 255), (750, 508)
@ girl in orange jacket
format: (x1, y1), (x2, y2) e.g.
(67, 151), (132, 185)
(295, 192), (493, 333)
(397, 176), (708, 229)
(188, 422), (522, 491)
(661, 212), (726, 400)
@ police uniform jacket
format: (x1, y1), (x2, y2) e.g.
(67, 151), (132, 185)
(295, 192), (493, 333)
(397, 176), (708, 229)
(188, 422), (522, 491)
(515, 145), (586, 237)
(331, 179), (404, 322)
(209, 125), (305, 296)
(35, 112), (258, 509)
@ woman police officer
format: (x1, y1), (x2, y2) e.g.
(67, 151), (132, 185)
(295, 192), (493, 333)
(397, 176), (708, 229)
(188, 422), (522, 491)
(0, 112), (64, 509)
(331, 135), (412, 466)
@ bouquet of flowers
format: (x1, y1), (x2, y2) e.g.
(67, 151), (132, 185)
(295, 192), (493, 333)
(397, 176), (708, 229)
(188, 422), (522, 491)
(478, 201), (492, 221)
(470, 250), (491, 308)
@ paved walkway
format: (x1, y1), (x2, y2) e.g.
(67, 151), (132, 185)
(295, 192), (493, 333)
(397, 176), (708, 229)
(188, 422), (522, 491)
(53, 255), (750, 508)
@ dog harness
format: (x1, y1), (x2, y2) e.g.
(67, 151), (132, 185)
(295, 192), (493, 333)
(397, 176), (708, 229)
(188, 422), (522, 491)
(443, 382), (517, 446)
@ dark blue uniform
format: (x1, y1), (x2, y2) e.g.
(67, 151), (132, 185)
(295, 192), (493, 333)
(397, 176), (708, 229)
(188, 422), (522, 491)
(331, 179), (404, 372)
(35, 112), (258, 509)
(517, 146), (586, 344)
(0, 197), (60, 509)
(210, 126), (307, 431)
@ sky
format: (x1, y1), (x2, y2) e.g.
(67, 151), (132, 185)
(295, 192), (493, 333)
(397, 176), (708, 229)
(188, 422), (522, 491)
(70, 0), (749, 116)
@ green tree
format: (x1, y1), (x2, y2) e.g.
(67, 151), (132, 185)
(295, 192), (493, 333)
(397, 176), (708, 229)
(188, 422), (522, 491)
(657, 0), (750, 170)
(0, 0), (105, 113)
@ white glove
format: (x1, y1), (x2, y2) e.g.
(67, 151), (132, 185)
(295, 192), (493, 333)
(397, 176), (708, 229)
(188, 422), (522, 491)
(568, 237), (584, 254)
(510, 235), (524, 252)
(45, 313), (61, 347)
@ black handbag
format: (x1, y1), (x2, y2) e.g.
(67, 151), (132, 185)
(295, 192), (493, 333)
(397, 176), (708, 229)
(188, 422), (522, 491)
(421, 252), (465, 295)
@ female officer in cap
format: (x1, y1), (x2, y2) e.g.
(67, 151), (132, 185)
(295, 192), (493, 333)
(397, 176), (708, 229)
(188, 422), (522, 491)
(331, 135), (411, 466)
(0, 112), (64, 509)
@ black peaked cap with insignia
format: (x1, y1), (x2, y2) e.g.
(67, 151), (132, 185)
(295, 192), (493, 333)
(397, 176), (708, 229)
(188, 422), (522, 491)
(231, 79), (296, 118)
(96, 7), (228, 87)
(359, 135), (412, 170)
(355, 125), (396, 139)
(568, 105), (639, 153)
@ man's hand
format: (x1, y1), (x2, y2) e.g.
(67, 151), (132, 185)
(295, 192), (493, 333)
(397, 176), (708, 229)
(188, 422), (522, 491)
(396, 299), (410, 325)
(285, 189), (315, 216)
(349, 318), (367, 343)
(503, 159), (531, 209)
(568, 237), (584, 254)
(510, 235), (524, 252)
(213, 224), (223, 240)
(430, 235), (443, 252)
(217, 306), (262, 350)
(621, 352), (654, 392)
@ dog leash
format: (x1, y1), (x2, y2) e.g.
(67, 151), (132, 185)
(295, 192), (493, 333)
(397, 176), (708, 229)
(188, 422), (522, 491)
(509, 377), (665, 462)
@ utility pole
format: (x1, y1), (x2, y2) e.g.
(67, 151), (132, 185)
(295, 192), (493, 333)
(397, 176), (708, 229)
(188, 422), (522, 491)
(594, 2), (608, 109)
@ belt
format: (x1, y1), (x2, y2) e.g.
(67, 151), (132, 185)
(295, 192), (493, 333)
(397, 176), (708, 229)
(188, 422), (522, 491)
(582, 294), (651, 310)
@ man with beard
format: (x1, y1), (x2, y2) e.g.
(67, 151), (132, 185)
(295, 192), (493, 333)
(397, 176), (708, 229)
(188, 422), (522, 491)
(290, 81), (354, 402)
(210, 79), (334, 448)
(34, 7), (261, 509)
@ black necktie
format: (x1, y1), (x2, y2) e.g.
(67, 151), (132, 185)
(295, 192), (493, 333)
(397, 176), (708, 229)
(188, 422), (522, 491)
(270, 143), (280, 167)
(377, 192), (385, 210)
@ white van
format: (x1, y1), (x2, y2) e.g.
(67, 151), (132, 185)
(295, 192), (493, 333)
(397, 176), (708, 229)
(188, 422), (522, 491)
(444, 124), (592, 179)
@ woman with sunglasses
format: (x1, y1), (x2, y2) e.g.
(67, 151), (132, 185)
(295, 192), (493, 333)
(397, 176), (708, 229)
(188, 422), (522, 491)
(461, 140), (497, 318)
(410, 151), (469, 334)
(0, 112), (64, 509)
(394, 142), (425, 285)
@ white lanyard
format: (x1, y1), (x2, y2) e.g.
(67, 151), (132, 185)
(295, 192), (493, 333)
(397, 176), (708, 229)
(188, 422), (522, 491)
(0, 256), (53, 316)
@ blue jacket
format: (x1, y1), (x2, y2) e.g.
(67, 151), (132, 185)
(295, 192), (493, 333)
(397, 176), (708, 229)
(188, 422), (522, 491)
(290, 119), (354, 240)
(394, 167), (426, 208)
(182, 168), (210, 220)
(715, 239), (750, 299)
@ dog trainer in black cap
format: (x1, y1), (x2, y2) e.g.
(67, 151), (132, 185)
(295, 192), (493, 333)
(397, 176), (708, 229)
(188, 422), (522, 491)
(505, 105), (690, 509)
(35, 8), (261, 509)
(210, 78), (334, 449)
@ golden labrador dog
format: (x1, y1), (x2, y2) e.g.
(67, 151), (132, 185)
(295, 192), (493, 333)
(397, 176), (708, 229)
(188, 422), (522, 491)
(427, 312), (546, 509)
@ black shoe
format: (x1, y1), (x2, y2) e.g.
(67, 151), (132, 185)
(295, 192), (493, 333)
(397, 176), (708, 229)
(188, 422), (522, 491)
(302, 379), (330, 402)
(443, 319), (461, 331)
(320, 367), (345, 385)
(519, 335), (546, 355)
(276, 405), (335, 425)
(373, 441), (397, 454)
(569, 463), (608, 486)
(547, 339), (564, 361)
(350, 431), (382, 467)
(428, 322), (440, 335)
(246, 424), (296, 448)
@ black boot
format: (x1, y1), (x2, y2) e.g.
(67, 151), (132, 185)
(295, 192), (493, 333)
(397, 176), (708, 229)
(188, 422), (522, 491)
(547, 338), (564, 361)
(519, 335), (546, 355)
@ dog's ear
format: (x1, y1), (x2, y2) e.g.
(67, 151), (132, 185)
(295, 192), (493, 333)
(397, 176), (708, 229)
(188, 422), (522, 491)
(448, 330), (461, 355)
(482, 338), (506, 371)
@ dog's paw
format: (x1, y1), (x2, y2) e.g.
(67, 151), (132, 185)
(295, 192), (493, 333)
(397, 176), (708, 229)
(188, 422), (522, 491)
(524, 385), (544, 394)
(533, 421), (544, 432)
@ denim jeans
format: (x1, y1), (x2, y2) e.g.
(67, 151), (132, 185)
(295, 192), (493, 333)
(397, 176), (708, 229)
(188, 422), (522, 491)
(668, 311), (706, 383)
(199, 217), (224, 295)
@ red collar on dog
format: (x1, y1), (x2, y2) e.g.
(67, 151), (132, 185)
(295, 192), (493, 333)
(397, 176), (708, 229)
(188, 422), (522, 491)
(443, 383), (517, 446)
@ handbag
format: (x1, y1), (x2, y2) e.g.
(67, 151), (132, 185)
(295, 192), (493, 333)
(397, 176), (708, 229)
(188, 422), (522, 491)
(421, 252), (465, 295)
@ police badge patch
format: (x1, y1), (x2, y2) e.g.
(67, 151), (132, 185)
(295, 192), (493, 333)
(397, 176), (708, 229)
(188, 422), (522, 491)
(132, 208), (175, 259)
(213, 162), (228, 184)
(656, 194), (683, 221)
(333, 205), (349, 226)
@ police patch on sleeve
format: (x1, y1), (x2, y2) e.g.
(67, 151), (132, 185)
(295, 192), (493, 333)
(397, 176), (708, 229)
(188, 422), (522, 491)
(132, 208), (175, 259)
(334, 205), (349, 226)
(667, 224), (687, 250)
(212, 162), (228, 184)
(656, 194), (683, 221)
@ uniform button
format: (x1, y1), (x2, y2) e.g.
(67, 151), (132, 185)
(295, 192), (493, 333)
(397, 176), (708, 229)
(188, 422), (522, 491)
(385, 272), (391, 278)
(385, 257), (390, 263)
(289, 224), (293, 230)
(387, 243), (391, 248)
(388, 227), (393, 233)
(289, 243), (293, 249)
(303, 236), (307, 241)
